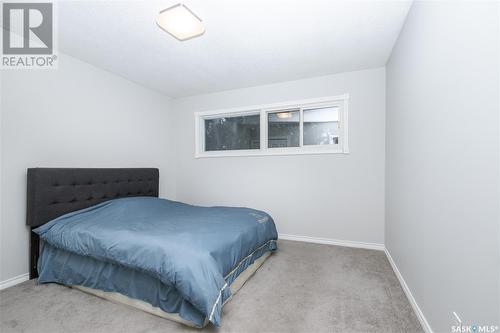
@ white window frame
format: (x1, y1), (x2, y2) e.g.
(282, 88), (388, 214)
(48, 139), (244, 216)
(194, 94), (349, 158)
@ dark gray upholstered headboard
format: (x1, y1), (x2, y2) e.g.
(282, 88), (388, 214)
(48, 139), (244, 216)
(26, 168), (159, 279)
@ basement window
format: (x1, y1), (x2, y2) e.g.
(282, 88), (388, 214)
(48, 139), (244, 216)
(204, 113), (260, 151)
(195, 94), (349, 158)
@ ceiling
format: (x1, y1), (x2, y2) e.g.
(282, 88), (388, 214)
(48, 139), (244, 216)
(57, 0), (412, 98)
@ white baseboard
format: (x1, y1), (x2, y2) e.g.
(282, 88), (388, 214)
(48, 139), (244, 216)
(385, 249), (433, 333)
(279, 233), (385, 251)
(0, 273), (29, 291)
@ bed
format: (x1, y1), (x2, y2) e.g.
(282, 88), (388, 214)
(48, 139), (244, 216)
(27, 168), (278, 328)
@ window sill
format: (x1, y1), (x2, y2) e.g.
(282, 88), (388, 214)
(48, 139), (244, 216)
(194, 148), (350, 158)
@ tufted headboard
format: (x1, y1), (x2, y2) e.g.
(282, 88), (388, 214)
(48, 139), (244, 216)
(26, 168), (159, 278)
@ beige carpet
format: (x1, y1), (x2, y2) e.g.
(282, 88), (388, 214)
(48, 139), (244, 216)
(0, 240), (422, 333)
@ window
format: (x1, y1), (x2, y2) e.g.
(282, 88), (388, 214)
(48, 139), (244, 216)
(267, 110), (300, 148)
(205, 114), (260, 151)
(303, 107), (339, 146)
(195, 94), (349, 157)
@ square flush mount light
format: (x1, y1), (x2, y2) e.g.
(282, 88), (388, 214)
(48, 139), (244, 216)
(156, 4), (205, 41)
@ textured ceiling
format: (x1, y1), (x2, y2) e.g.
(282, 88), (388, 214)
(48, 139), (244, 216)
(57, 0), (412, 97)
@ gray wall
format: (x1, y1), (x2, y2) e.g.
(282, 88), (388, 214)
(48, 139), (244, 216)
(172, 68), (386, 245)
(385, 1), (499, 331)
(0, 64), (386, 282)
(0, 54), (175, 282)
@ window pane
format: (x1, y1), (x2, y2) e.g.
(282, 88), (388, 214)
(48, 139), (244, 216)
(303, 107), (339, 146)
(204, 114), (260, 151)
(268, 110), (300, 148)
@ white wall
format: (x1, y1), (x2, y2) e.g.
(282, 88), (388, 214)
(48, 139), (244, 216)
(386, 1), (499, 332)
(172, 68), (386, 245)
(0, 54), (175, 283)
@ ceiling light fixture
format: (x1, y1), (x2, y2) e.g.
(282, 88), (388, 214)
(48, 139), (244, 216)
(156, 4), (205, 41)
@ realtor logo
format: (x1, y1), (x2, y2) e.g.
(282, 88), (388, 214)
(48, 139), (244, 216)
(1, 2), (57, 68)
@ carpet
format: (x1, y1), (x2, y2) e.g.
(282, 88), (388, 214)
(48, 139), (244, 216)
(0, 240), (422, 333)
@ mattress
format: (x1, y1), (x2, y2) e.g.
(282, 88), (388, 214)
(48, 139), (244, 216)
(35, 197), (279, 327)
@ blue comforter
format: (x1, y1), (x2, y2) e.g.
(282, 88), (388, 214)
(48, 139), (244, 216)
(34, 197), (278, 326)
